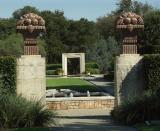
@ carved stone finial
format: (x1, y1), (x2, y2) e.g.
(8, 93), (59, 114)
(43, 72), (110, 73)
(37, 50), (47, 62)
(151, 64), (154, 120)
(117, 12), (144, 26)
(116, 12), (144, 54)
(16, 13), (46, 55)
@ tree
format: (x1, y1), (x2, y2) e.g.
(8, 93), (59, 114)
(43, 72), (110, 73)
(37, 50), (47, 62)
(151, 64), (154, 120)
(12, 6), (39, 19)
(132, 1), (152, 15)
(86, 36), (119, 72)
(0, 34), (23, 56)
(96, 14), (117, 41)
(139, 10), (160, 54)
(0, 18), (16, 39)
(65, 18), (98, 53)
(144, 10), (160, 45)
(40, 10), (69, 63)
(116, 0), (133, 14)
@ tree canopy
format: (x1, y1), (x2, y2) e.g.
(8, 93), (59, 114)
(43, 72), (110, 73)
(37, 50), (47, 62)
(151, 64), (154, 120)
(0, 0), (159, 72)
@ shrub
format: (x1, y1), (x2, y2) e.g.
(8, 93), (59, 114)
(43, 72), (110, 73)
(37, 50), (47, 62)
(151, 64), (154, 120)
(0, 94), (56, 129)
(46, 70), (56, 75)
(143, 55), (160, 94)
(111, 94), (160, 125)
(46, 64), (62, 70)
(85, 62), (99, 69)
(141, 45), (160, 54)
(86, 68), (100, 74)
(55, 68), (63, 75)
(0, 57), (16, 94)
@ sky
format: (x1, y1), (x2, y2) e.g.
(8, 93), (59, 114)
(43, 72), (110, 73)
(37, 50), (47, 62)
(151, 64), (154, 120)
(0, 0), (160, 21)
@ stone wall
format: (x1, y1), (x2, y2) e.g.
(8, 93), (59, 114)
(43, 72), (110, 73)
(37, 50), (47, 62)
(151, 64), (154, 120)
(46, 96), (115, 110)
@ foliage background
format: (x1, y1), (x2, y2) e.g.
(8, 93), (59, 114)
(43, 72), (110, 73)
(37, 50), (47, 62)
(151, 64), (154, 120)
(0, 0), (159, 73)
(0, 57), (16, 94)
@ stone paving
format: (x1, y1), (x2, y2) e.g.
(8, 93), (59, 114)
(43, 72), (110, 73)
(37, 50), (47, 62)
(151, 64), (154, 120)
(49, 76), (137, 131)
(83, 75), (114, 96)
(50, 109), (137, 131)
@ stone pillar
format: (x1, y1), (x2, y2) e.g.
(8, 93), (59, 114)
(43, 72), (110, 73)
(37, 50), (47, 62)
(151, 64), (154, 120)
(16, 13), (46, 103)
(114, 12), (145, 106)
(80, 53), (85, 74)
(62, 54), (67, 76)
(114, 54), (144, 106)
(16, 55), (46, 103)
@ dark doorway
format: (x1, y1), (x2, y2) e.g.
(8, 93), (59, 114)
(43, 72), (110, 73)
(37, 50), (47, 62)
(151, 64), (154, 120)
(67, 58), (80, 75)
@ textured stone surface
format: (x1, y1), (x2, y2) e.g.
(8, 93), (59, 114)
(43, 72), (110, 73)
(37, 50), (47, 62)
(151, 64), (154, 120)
(46, 96), (115, 110)
(117, 12), (144, 25)
(16, 55), (46, 102)
(114, 54), (144, 106)
(16, 13), (45, 26)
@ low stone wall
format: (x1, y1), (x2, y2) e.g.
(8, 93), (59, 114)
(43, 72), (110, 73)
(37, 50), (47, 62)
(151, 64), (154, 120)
(46, 96), (115, 110)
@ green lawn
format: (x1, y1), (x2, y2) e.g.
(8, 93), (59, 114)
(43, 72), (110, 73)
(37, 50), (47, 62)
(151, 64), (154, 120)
(1, 128), (49, 131)
(46, 78), (97, 92)
(136, 126), (160, 131)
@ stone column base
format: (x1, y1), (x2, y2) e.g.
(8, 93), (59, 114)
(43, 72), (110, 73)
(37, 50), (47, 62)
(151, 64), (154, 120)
(16, 55), (46, 103)
(114, 54), (144, 106)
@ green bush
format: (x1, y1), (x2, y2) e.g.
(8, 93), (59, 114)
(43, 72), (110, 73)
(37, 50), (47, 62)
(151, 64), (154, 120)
(85, 62), (99, 69)
(141, 45), (160, 54)
(0, 57), (16, 94)
(143, 55), (160, 93)
(46, 64), (62, 70)
(86, 68), (100, 74)
(111, 94), (160, 125)
(55, 68), (63, 75)
(0, 94), (56, 129)
(46, 70), (56, 75)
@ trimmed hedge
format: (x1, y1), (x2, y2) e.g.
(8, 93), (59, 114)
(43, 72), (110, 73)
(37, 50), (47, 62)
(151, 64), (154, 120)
(46, 70), (56, 75)
(85, 62), (99, 69)
(0, 57), (16, 94)
(46, 62), (100, 75)
(47, 62), (99, 70)
(46, 64), (62, 70)
(46, 69), (63, 75)
(86, 68), (100, 74)
(143, 54), (160, 93)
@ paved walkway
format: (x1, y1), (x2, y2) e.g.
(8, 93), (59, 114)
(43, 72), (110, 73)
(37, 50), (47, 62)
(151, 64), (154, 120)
(84, 75), (114, 96)
(50, 109), (137, 131)
(49, 76), (137, 131)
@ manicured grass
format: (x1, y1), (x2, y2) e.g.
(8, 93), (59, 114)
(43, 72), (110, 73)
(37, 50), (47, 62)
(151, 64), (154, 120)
(137, 126), (160, 131)
(46, 78), (97, 92)
(1, 128), (49, 131)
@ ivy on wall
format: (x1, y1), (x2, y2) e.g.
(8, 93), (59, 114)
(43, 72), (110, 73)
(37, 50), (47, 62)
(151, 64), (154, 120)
(0, 57), (16, 94)
(144, 54), (160, 93)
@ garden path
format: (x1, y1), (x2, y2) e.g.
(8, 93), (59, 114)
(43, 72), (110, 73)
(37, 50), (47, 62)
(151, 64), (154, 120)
(83, 75), (114, 96)
(49, 75), (137, 131)
(50, 109), (137, 131)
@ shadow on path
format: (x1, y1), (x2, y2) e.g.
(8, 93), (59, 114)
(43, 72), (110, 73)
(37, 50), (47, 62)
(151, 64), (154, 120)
(50, 115), (137, 131)
(50, 110), (137, 131)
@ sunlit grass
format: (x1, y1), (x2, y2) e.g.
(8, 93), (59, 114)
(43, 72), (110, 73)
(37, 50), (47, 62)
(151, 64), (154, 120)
(46, 78), (97, 92)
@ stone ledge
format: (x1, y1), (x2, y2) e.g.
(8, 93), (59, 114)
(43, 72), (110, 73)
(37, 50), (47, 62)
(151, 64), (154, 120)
(46, 96), (115, 110)
(46, 96), (115, 101)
